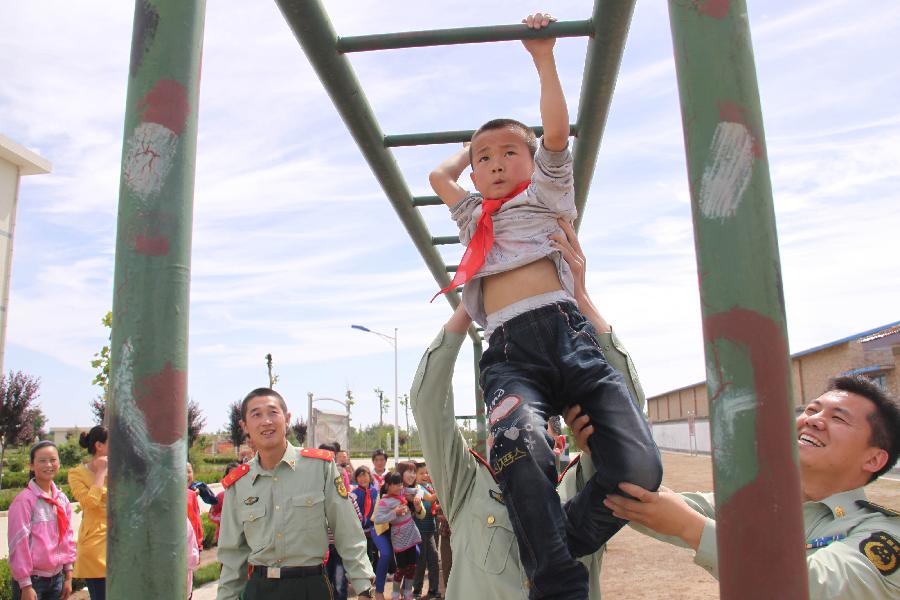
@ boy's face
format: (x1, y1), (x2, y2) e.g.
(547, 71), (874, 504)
(470, 126), (534, 199)
(416, 466), (430, 484)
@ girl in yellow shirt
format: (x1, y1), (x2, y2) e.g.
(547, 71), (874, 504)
(68, 426), (108, 600)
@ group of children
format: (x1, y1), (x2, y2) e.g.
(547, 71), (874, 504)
(338, 451), (446, 600)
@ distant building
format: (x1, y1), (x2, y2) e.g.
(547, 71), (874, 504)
(647, 321), (899, 454)
(49, 426), (91, 445)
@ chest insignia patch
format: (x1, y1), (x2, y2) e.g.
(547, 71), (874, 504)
(859, 531), (899, 576)
(335, 476), (349, 498)
(489, 489), (505, 505)
(244, 496), (259, 506)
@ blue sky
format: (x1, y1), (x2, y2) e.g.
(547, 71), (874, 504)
(1, 0), (898, 433)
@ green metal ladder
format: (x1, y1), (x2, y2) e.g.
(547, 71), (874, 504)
(274, 0), (638, 457)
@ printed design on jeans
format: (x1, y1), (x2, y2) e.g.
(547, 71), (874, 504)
(503, 426), (520, 441)
(492, 448), (527, 475)
(489, 394), (522, 426)
(524, 435), (537, 453)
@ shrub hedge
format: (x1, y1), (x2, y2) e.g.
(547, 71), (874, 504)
(201, 513), (217, 549)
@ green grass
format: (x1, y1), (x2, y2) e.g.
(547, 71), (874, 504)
(193, 562), (222, 588)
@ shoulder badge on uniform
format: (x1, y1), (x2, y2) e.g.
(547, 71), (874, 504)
(857, 500), (900, 518)
(858, 531), (899, 576)
(221, 463), (250, 489)
(335, 476), (349, 498)
(301, 448), (334, 461)
(468, 448), (496, 481)
(557, 454), (581, 484)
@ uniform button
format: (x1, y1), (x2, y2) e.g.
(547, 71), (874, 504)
(277, 533), (283, 538)
(487, 515), (495, 525)
(275, 505), (280, 510)
(306, 499), (313, 506)
(273, 477), (278, 482)
(835, 506), (845, 518)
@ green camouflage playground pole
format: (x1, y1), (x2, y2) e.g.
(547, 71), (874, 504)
(107, 1), (206, 597)
(667, 2), (808, 598)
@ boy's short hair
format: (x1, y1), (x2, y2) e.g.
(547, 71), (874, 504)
(828, 375), (900, 481)
(372, 448), (388, 460)
(240, 387), (288, 421)
(415, 462), (427, 470)
(469, 118), (539, 165)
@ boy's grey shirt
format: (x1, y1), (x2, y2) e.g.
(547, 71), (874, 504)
(450, 139), (577, 327)
(410, 324), (647, 600)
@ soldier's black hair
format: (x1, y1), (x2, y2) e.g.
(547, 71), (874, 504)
(240, 387), (288, 421)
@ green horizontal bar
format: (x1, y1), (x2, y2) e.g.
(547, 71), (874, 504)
(412, 195), (443, 207)
(445, 264), (458, 272)
(337, 19), (593, 53)
(385, 124), (576, 147)
(432, 235), (460, 245)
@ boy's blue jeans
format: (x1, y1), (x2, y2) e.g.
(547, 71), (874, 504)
(482, 301), (663, 600)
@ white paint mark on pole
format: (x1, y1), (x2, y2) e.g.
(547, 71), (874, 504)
(699, 121), (755, 220)
(123, 122), (179, 200)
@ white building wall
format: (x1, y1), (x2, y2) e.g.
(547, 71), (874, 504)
(651, 419), (711, 454)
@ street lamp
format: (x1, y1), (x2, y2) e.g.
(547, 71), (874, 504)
(351, 324), (399, 464)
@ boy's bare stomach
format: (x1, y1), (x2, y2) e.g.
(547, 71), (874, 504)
(482, 258), (563, 315)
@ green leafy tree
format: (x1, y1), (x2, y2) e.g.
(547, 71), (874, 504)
(227, 401), (243, 456)
(187, 398), (206, 448)
(0, 371), (41, 490)
(90, 311), (112, 424)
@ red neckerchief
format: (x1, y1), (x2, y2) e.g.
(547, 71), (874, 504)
(361, 485), (373, 518)
(432, 180), (531, 301)
(35, 483), (69, 544)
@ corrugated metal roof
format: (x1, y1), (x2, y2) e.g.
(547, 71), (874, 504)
(649, 320), (900, 400)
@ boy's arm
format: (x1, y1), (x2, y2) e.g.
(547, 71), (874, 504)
(429, 145), (471, 207)
(523, 13), (569, 152)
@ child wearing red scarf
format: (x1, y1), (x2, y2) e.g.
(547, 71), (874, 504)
(8, 441), (76, 600)
(427, 13), (662, 600)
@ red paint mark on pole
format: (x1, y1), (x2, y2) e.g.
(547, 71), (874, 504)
(134, 235), (170, 256)
(135, 362), (187, 445)
(704, 308), (807, 598)
(718, 101), (763, 158)
(694, 0), (730, 19)
(137, 79), (190, 135)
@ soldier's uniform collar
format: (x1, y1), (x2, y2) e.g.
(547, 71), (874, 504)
(248, 442), (300, 482)
(815, 487), (867, 519)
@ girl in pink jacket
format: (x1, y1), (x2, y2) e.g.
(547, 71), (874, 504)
(7, 441), (77, 600)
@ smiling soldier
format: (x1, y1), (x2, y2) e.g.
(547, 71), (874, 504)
(601, 376), (900, 599)
(216, 388), (375, 600)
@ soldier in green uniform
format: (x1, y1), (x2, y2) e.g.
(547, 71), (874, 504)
(216, 388), (376, 600)
(602, 377), (900, 599)
(410, 221), (646, 599)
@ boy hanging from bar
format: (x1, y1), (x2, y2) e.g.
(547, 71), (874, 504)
(428, 13), (662, 600)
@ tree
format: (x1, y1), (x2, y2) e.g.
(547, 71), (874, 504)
(291, 418), (308, 446)
(89, 311), (112, 424)
(398, 394), (410, 458)
(227, 401), (243, 456)
(265, 353), (279, 388)
(375, 387), (389, 427)
(0, 371), (41, 490)
(187, 399), (205, 448)
(345, 389), (355, 418)
(23, 407), (47, 441)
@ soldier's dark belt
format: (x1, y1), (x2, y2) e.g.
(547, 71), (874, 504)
(249, 564), (324, 579)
